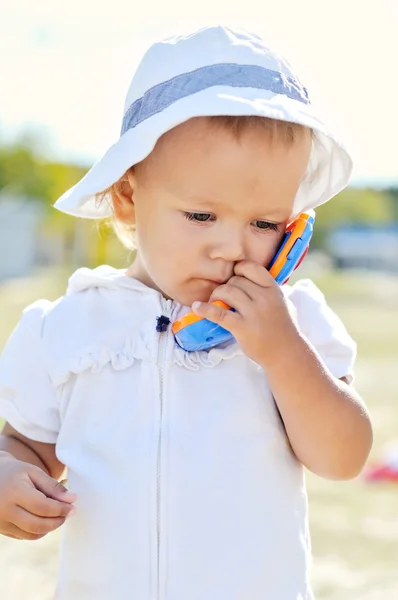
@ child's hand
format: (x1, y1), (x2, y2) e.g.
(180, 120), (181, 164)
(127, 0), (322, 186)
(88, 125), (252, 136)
(192, 260), (299, 367)
(0, 452), (76, 541)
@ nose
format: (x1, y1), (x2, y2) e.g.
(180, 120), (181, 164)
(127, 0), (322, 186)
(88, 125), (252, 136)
(208, 225), (246, 262)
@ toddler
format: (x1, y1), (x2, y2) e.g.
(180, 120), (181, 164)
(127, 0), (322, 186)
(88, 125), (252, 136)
(0, 25), (372, 600)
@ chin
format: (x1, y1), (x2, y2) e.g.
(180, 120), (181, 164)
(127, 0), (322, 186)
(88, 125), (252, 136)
(177, 288), (213, 307)
(167, 279), (216, 307)
(176, 293), (208, 308)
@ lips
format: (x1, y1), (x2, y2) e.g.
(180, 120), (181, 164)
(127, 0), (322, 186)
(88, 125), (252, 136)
(204, 277), (228, 285)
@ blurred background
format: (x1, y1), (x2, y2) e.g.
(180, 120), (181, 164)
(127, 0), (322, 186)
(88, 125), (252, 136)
(0, 1), (397, 598)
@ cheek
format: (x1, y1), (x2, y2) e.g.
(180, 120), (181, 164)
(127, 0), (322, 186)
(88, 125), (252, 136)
(250, 231), (286, 267)
(138, 212), (198, 265)
(135, 205), (173, 247)
(169, 216), (207, 252)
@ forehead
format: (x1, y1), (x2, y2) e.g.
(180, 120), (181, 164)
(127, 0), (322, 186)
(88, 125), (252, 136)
(142, 118), (311, 217)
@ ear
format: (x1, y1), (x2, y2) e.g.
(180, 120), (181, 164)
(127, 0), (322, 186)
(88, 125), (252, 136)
(112, 169), (137, 224)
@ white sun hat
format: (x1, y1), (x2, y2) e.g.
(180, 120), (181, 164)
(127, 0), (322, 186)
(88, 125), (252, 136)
(54, 25), (353, 219)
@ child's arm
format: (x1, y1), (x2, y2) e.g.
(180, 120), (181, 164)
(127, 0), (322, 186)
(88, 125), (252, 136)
(192, 261), (372, 480)
(0, 422), (65, 479)
(259, 332), (372, 479)
(0, 301), (77, 540)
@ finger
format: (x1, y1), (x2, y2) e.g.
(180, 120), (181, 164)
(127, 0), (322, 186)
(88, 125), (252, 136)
(2, 522), (48, 542)
(10, 506), (70, 535)
(192, 298), (242, 332)
(3, 532), (19, 540)
(226, 276), (261, 300)
(16, 484), (76, 518)
(209, 282), (252, 311)
(29, 468), (77, 504)
(234, 261), (277, 288)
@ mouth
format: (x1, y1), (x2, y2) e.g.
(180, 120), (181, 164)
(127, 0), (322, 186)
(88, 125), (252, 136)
(202, 277), (228, 286)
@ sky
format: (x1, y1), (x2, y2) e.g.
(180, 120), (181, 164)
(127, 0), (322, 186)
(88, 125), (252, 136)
(1, 0), (397, 184)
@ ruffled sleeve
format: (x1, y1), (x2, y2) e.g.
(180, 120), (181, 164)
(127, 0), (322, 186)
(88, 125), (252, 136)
(285, 279), (356, 383)
(0, 300), (60, 443)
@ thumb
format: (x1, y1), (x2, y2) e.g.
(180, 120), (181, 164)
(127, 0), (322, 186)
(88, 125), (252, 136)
(191, 300), (240, 333)
(29, 468), (77, 504)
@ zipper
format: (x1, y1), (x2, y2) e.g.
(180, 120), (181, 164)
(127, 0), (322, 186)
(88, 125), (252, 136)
(156, 299), (172, 599)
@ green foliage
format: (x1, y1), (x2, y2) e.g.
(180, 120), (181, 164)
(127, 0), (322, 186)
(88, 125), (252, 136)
(0, 139), (91, 250)
(308, 187), (397, 249)
(385, 187), (398, 221)
(0, 141), (87, 210)
(316, 187), (394, 226)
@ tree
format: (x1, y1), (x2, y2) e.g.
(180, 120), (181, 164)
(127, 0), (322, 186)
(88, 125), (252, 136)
(385, 187), (398, 222)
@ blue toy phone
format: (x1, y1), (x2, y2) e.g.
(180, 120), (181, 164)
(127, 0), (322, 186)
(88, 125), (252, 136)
(172, 210), (315, 352)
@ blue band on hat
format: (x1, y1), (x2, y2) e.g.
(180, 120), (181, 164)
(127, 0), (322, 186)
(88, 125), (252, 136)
(121, 63), (310, 135)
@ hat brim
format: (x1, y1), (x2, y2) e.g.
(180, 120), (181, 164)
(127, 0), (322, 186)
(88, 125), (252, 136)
(54, 86), (352, 219)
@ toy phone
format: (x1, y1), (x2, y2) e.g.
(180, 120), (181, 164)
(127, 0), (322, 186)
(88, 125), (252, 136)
(172, 210), (315, 352)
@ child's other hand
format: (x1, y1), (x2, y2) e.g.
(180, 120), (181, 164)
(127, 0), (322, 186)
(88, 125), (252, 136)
(0, 452), (76, 541)
(192, 260), (299, 367)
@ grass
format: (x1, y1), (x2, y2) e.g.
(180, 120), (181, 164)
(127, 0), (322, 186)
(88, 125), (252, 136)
(0, 266), (398, 599)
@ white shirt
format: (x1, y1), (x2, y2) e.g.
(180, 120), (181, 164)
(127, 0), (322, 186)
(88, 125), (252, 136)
(0, 266), (356, 600)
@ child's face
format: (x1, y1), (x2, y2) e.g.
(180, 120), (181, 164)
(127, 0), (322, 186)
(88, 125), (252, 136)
(122, 118), (311, 306)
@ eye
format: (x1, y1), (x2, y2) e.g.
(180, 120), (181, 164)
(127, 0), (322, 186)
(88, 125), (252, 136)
(184, 212), (215, 223)
(253, 220), (280, 232)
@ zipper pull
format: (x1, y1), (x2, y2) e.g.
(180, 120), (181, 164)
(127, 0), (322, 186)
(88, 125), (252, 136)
(156, 315), (171, 333)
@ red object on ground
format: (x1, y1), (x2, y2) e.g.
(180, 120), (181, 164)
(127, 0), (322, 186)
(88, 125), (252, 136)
(363, 463), (398, 482)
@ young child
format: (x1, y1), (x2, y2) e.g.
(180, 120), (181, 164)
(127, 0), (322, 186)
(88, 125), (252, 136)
(0, 26), (372, 600)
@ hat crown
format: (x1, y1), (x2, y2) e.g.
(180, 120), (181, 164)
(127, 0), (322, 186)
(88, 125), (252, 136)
(54, 25), (352, 221)
(123, 25), (303, 114)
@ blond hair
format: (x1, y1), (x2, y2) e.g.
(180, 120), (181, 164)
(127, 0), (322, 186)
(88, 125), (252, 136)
(95, 116), (313, 250)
